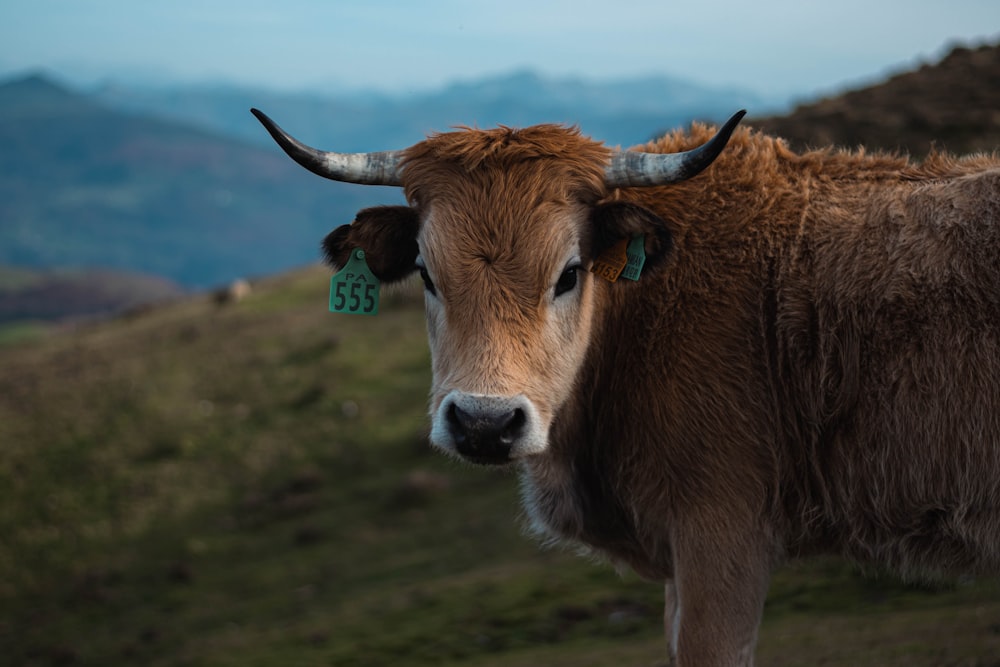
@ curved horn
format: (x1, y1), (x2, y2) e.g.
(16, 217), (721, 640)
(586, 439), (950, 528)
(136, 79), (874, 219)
(250, 108), (404, 186)
(604, 110), (746, 188)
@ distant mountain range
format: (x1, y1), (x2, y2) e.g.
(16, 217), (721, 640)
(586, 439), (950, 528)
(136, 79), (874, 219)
(91, 69), (777, 152)
(0, 73), (387, 294)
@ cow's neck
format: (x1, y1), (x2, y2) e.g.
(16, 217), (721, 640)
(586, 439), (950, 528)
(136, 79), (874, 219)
(519, 279), (674, 579)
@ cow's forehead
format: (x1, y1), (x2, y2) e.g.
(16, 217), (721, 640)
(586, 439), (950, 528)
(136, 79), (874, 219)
(401, 125), (608, 296)
(401, 123), (611, 180)
(417, 187), (585, 293)
(401, 124), (609, 213)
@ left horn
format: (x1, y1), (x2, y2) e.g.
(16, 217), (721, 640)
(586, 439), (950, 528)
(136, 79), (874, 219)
(604, 110), (746, 188)
(250, 108), (404, 186)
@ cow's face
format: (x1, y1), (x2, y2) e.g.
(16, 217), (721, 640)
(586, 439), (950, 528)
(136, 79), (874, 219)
(323, 126), (671, 465)
(415, 184), (599, 465)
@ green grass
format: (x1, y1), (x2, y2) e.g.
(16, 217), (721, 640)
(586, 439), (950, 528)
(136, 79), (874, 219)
(1, 265), (998, 667)
(0, 319), (51, 345)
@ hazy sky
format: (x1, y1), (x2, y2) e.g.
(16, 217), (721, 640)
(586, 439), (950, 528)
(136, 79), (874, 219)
(1, 0), (998, 97)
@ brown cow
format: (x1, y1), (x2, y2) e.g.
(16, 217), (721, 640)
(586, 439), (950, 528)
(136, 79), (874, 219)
(252, 107), (1000, 666)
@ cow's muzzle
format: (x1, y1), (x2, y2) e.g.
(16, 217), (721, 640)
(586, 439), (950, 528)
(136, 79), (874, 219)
(431, 392), (544, 465)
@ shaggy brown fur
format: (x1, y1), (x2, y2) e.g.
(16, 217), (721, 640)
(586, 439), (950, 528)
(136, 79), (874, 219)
(320, 120), (1000, 666)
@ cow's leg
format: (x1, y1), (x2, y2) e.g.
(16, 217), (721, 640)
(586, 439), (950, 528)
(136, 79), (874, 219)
(670, 530), (772, 667)
(664, 579), (680, 662)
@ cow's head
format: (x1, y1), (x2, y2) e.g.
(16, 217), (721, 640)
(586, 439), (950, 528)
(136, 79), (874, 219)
(252, 108), (744, 466)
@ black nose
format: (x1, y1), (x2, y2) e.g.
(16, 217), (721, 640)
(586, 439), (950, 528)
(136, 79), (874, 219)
(446, 402), (526, 464)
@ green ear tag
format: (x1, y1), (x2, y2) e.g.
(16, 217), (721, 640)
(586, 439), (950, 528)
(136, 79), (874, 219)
(329, 249), (380, 315)
(620, 235), (646, 281)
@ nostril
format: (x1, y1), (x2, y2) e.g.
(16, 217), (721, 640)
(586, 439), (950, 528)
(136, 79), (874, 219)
(499, 408), (526, 444)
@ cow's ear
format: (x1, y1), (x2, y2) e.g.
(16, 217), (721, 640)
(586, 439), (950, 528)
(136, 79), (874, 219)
(322, 206), (420, 284)
(590, 201), (673, 267)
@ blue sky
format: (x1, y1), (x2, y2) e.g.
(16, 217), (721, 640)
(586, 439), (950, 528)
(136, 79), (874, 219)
(1, 0), (998, 97)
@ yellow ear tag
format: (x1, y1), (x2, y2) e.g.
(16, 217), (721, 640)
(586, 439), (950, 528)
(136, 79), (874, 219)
(591, 238), (628, 282)
(329, 249), (380, 315)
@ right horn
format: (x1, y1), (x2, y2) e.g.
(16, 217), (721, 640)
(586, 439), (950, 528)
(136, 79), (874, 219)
(250, 108), (404, 186)
(604, 110), (746, 188)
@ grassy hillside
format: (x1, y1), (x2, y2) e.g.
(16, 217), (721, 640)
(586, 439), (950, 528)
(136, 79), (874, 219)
(1, 267), (998, 667)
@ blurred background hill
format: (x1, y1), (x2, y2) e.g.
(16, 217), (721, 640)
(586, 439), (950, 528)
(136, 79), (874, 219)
(753, 43), (1000, 155)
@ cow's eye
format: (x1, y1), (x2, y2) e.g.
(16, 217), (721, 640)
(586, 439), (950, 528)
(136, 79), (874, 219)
(554, 265), (580, 298)
(418, 266), (436, 296)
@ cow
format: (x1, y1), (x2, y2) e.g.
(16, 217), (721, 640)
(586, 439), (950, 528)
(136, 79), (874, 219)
(251, 106), (1000, 666)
